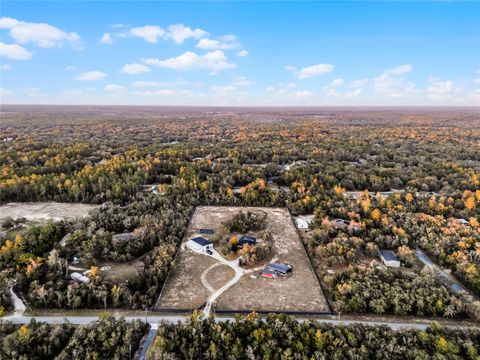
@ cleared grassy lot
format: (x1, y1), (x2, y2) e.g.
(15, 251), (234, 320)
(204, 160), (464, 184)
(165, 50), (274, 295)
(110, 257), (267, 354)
(157, 206), (329, 313)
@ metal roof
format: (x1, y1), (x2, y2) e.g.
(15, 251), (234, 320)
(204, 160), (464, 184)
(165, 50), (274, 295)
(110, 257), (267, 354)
(191, 236), (212, 247)
(380, 250), (399, 262)
(266, 262), (292, 273)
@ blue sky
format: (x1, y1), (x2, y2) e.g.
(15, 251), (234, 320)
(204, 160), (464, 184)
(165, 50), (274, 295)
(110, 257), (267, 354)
(0, 1), (479, 106)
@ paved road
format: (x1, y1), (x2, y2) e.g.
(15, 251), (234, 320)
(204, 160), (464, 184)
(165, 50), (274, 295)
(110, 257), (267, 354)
(3, 313), (478, 331)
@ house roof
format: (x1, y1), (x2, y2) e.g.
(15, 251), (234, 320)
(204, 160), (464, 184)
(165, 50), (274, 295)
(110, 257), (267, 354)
(239, 235), (257, 244)
(380, 250), (399, 262)
(191, 236), (212, 247)
(266, 262), (292, 273)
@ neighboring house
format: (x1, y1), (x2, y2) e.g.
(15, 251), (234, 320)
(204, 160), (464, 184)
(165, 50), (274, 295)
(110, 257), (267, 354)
(186, 236), (213, 254)
(294, 215), (314, 229)
(380, 250), (400, 268)
(238, 235), (257, 247)
(265, 262), (293, 275)
(70, 272), (90, 284)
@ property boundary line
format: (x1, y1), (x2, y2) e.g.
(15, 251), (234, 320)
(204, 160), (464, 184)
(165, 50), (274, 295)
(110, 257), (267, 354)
(287, 209), (334, 315)
(154, 206), (197, 308)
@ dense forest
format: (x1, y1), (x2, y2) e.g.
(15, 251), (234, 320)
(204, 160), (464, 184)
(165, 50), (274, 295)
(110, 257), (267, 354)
(0, 107), (479, 320)
(0, 316), (148, 359)
(147, 313), (480, 359)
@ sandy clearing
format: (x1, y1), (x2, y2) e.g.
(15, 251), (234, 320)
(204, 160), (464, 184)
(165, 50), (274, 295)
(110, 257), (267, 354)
(0, 202), (98, 222)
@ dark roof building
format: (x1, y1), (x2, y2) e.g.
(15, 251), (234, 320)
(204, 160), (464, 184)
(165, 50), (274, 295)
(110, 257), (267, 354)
(266, 262), (292, 274)
(238, 235), (257, 247)
(191, 236), (212, 247)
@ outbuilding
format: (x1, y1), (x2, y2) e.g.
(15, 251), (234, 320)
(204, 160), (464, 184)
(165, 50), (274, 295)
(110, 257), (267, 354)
(186, 236), (213, 254)
(265, 262), (293, 275)
(380, 250), (400, 268)
(261, 269), (278, 279)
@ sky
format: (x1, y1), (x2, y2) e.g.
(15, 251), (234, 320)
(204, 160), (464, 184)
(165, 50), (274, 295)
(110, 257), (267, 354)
(0, 1), (479, 106)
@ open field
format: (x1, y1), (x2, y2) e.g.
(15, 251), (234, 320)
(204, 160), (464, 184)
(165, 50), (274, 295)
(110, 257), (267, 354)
(0, 202), (98, 223)
(157, 206), (329, 313)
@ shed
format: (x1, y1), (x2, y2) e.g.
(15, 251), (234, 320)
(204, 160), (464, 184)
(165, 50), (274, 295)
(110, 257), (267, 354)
(266, 262), (293, 275)
(261, 269), (278, 279)
(380, 250), (400, 268)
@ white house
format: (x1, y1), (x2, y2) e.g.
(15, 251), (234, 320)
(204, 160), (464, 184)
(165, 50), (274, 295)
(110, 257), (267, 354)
(186, 236), (213, 254)
(380, 250), (400, 268)
(294, 215), (314, 229)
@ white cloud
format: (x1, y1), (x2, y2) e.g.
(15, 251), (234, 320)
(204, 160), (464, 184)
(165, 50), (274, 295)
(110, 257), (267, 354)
(294, 90), (313, 98)
(236, 50), (248, 57)
(105, 84), (126, 92)
(143, 50), (235, 74)
(286, 63), (334, 79)
(0, 64), (12, 71)
(326, 87), (362, 99)
(373, 65), (418, 98)
(132, 89), (193, 97)
(196, 37), (238, 50)
(0, 88), (12, 96)
(264, 82), (313, 101)
(66, 65), (77, 71)
(349, 78), (368, 88)
(385, 64), (412, 75)
(426, 78), (462, 101)
(75, 71), (107, 81)
(100, 32), (113, 44)
(0, 17), (80, 48)
(21, 87), (46, 98)
(130, 25), (165, 43)
(0, 42), (32, 60)
(132, 80), (187, 88)
(120, 63), (150, 74)
(474, 78), (480, 84)
(331, 78), (344, 87)
(232, 76), (254, 86)
(469, 88), (480, 103)
(166, 24), (207, 44)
